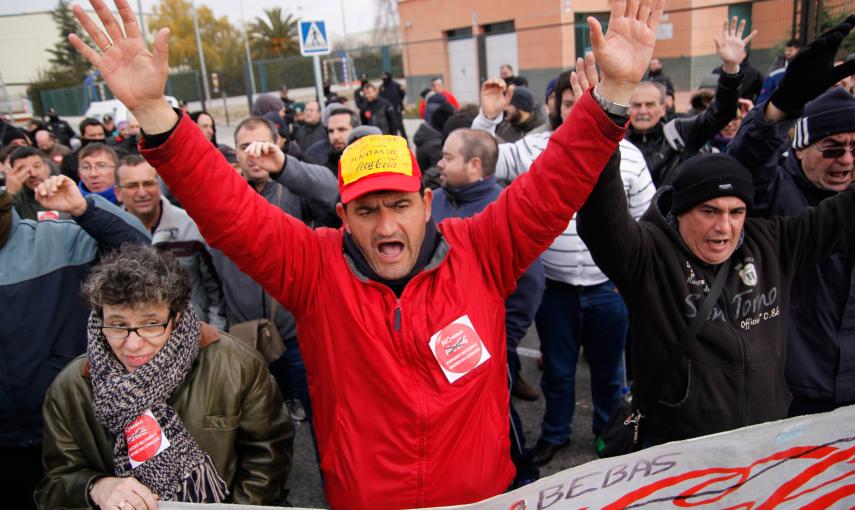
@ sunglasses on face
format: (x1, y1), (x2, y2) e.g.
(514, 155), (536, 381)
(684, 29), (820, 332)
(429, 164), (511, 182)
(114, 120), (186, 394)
(812, 144), (855, 159)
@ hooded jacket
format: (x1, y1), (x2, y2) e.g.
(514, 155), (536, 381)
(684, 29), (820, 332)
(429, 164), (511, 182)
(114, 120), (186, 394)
(577, 150), (855, 444)
(35, 325), (293, 507)
(431, 177), (545, 347)
(726, 104), (855, 403)
(627, 70), (742, 187)
(142, 95), (623, 509)
(0, 195), (150, 448)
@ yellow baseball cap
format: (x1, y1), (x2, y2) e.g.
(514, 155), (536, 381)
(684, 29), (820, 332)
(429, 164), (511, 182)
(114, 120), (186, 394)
(337, 135), (422, 203)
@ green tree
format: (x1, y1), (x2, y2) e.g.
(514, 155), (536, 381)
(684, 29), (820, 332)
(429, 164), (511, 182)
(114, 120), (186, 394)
(249, 8), (299, 60)
(46, 0), (93, 83)
(150, 0), (241, 72)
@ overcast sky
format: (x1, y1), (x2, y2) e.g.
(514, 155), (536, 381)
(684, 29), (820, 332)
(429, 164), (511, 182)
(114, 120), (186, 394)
(5, 0), (380, 39)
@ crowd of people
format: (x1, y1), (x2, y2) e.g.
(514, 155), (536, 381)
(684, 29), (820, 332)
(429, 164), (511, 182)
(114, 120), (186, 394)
(3, 0), (855, 508)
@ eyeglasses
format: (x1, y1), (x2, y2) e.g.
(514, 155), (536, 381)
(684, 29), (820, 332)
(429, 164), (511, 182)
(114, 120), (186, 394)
(79, 162), (115, 172)
(101, 315), (173, 341)
(811, 144), (855, 159)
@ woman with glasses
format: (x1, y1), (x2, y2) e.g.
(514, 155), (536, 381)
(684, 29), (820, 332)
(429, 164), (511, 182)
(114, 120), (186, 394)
(35, 244), (293, 509)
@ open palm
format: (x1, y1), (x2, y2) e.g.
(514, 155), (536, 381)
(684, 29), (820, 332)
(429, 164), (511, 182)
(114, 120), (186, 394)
(589, 0), (665, 90)
(715, 17), (758, 69)
(69, 0), (169, 113)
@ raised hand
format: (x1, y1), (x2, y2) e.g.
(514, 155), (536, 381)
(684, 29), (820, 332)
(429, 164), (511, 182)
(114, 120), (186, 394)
(769, 14), (855, 118)
(570, 54), (600, 100)
(588, 0), (666, 105)
(69, 0), (177, 134)
(1, 163), (28, 196)
(34, 175), (88, 217)
(714, 17), (757, 73)
(480, 79), (514, 120)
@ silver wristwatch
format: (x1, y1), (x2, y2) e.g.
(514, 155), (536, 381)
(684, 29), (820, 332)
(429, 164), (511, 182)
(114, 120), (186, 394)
(592, 84), (630, 117)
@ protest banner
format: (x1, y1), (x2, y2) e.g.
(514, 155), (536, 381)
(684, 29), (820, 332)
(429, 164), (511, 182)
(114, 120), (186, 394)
(162, 405), (855, 510)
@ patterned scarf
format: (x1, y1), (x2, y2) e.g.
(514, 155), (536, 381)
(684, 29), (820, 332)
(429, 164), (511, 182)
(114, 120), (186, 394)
(88, 303), (228, 502)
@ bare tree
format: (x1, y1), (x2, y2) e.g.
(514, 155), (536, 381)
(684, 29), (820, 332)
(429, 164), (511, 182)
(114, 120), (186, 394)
(372, 0), (401, 45)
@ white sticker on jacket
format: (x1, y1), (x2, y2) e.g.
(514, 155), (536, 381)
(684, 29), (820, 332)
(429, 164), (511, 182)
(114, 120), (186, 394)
(429, 315), (491, 383)
(124, 409), (171, 468)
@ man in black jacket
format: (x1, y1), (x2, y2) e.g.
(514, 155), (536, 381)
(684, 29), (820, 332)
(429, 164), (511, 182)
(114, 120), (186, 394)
(380, 71), (407, 139)
(626, 17), (752, 187)
(578, 148), (855, 445)
(725, 17), (855, 418)
(360, 82), (404, 136)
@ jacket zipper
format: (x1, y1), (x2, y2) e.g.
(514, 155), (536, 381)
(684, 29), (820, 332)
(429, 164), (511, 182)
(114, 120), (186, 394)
(720, 288), (751, 427)
(389, 294), (427, 504)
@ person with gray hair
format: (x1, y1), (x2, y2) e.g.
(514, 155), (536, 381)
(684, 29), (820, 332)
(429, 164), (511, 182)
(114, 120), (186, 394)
(36, 244), (294, 508)
(627, 17), (753, 186)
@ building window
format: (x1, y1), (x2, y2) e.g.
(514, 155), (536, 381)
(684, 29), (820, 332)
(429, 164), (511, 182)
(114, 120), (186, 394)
(447, 27), (473, 41)
(483, 21), (515, 35)
(574, 12), (609, 59)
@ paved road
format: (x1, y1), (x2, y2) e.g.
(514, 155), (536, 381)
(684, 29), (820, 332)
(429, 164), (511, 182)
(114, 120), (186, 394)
(285, 326), (600, 509)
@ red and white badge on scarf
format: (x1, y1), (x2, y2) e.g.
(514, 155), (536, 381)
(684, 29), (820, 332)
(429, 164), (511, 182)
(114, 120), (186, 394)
(429, 315), (491, 383)
(124, 409), (171, 468)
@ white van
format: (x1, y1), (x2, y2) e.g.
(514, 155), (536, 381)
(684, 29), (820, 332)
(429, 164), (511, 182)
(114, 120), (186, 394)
(83, 96), (180, 123)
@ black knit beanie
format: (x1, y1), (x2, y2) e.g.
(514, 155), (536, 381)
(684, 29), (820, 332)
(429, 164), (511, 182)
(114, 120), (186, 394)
(671, 153), (754, 215)
(792, 87), (855, 149)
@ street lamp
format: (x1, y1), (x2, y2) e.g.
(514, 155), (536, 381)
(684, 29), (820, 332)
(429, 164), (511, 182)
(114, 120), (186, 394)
(190, 1), (211, 109)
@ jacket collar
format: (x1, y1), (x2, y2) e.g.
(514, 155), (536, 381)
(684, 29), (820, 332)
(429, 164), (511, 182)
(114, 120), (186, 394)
(627, 120), (665, 145)
(78, 180), (118, 204)
(342, 220), (450, 287)
(442, 177), (500, 207)
(782, 151), (838, 205)
(82, 322), (220, 378)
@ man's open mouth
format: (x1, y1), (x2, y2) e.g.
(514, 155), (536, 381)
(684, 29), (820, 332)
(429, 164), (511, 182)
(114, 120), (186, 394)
(377, 241), (405, 261)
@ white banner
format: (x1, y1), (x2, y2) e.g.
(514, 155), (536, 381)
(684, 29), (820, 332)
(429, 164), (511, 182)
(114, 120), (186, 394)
(161, 405), (855, 510)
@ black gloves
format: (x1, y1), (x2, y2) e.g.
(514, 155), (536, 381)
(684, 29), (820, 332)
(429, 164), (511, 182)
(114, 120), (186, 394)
(770, 15), (855, 118)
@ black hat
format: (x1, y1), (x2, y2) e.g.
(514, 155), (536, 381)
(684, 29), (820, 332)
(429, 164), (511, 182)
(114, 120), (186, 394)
(792, 87), (855, 149)
(671, 153), (754, 215)
(509, 87), (535, 112)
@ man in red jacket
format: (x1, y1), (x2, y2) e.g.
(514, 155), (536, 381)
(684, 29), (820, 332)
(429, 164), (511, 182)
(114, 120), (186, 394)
(69, 0), (664, 507)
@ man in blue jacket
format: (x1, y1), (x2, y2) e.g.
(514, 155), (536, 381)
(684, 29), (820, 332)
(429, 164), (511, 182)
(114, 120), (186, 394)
(0, 175), (149, 508)
(726, 17), (855, 417)
(431, 127), (544, 486)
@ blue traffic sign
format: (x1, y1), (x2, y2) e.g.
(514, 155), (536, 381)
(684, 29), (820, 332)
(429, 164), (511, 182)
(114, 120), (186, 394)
(299, 20), (331, 56)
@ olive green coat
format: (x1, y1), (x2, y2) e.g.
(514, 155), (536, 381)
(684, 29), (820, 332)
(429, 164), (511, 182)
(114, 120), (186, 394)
(34, 324), (294, 509)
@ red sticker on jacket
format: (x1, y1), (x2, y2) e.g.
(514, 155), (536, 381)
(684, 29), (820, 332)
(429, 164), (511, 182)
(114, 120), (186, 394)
(124, 409), (171, 468)
(429, 315), (491, 383)
(37, 210), (60, 221)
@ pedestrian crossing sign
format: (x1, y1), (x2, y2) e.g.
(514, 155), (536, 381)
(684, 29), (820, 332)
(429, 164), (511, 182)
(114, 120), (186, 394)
(299, 20), (331, 56)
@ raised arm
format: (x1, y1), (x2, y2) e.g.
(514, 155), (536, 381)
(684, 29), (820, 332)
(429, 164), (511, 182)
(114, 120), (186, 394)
(35, 174), (150, 250)
(726, 17), (855, 213)
(458, 0), (664, 295)
(668, 18), (754, 155)
(69, 0), (322, 316)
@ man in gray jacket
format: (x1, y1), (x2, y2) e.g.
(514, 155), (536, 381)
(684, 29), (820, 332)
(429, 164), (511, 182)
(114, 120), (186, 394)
(214, 115), (339, 423)
(114, 154), (227, 329)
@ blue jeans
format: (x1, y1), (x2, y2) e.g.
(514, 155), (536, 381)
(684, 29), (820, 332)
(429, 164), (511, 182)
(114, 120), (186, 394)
(536, 279), (628, 444)
(269, 335), (313, 423)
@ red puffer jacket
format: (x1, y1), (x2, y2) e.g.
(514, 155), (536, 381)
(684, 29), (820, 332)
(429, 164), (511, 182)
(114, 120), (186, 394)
(142, 91), (625, 509)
